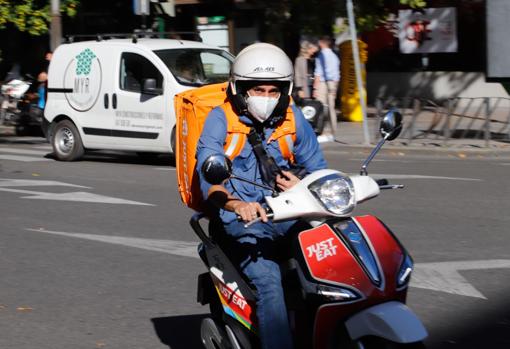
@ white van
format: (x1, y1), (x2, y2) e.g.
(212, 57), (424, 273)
(44, 37), (233, 161)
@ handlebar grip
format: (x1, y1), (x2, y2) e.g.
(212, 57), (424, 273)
(376, 179), (389, 186)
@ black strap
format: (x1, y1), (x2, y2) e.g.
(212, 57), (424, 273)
(247, 128), (283, 189)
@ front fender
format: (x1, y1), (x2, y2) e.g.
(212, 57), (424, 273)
(345, 301), (428, 343)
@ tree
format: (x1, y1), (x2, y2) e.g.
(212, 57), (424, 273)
(0, 0), (79, 36)
(350, 0), (427, 33)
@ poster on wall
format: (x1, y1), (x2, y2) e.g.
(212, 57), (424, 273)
(399, 7), (458, 54)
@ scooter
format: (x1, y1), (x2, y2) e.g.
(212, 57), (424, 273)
(192, 110), (428, 349)
(0, 77), (32, 124)
(1, 75), (44, 136)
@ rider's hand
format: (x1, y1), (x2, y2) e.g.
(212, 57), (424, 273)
(276, 170), (300, 191)
(231, 201), (268, 223)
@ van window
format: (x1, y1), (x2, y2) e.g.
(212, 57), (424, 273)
(154, 49), (233, 87)
(120, 52), (163, 93)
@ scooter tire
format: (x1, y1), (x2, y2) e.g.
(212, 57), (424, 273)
(200, 318), (231, 349)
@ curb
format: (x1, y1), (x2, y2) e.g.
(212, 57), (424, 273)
(320, 141), (510, 159)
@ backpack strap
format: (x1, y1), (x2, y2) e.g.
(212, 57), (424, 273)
(269, 107), (297, 163)
(220, 103), (250, 159)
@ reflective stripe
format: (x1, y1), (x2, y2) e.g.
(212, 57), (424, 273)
(225, 133), (241, 157)
(284, 134), (294, 154)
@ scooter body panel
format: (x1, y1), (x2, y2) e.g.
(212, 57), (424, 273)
(203, 241), (258, 333)
(297, 216), (411, 349)
(298, 216), (406, 299)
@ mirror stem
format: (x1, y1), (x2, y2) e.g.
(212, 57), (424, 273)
(360, 134), (389, 176)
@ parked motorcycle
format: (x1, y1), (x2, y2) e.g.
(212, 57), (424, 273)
(1, 75), (44, 136)
(192, 110), (428, 349)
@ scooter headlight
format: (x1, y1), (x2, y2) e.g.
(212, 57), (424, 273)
(316, 284), (362, 302)
(397, 254), (414, 288)
(308, 174), (356, 215)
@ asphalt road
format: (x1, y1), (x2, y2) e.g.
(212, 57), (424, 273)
(0, 136), (509, 349)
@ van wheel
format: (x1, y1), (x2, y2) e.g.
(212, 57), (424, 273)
(52, 120), (84, 161)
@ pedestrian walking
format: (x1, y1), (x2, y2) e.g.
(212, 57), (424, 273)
(293, 40), (318, 100)
(313, 36), (340, 143)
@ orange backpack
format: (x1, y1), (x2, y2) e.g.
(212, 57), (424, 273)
(174, 82), (297, 212)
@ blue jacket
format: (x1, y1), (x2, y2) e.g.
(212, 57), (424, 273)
(196, 103), (327, 224)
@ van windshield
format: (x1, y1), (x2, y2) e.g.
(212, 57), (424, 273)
(154, 49), (233, 87)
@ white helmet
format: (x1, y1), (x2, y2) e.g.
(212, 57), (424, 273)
(230, 43), (294, 96)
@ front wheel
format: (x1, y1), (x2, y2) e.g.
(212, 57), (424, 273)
(51, 120), (85, 161)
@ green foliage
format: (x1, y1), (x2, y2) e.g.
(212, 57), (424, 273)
(348, 0), (428, 33)
(0, 0), (79, 36)
(400, 0), (427, 8)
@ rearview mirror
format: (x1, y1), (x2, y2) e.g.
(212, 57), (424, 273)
(201, 154), (232, 185)
(142, 78), (163, 95)
(380, 109), (403, 141)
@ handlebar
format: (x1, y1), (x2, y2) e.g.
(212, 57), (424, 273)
(376, 178), (405, 190)
(243, 212), (275, 228)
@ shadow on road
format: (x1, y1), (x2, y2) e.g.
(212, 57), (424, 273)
(63, 152), (176, 167)
(151, 314), (208, 349)
(427, 299), (510, 348)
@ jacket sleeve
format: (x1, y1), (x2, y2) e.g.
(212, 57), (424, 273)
(196, 107), (228, 199)
(291, 105), (328, 172)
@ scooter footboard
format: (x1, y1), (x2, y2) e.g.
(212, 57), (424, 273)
(345, 301), (427, 343)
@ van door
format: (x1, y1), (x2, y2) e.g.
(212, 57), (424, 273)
(58, 44), (114, 144)
(111, 51), (168, 151)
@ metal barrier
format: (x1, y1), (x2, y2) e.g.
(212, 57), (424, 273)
(375, 97), (510, 147)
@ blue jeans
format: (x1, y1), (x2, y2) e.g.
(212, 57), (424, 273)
(212, 219), (300, 349)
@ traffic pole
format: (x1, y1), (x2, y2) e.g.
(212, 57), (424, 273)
(50, 0), (62, 51)
(346, 0), (371, 145)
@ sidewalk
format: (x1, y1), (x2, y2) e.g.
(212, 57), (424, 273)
(322, 114), (510, 158)
(0, 125), (15, 136)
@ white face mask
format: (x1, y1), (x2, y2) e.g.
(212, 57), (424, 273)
(246, 93), (280, 123)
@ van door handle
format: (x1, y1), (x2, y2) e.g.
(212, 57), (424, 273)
(104, 93), (109, 109)
(112, 93), (117, 109)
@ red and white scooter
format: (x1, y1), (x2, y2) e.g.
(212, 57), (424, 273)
(192, 110), (428, 349)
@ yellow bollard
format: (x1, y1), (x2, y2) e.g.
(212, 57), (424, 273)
(339, 40), (368, 122)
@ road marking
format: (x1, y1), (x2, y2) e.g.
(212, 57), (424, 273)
(31, 144), (52, 150)
(348, 158), (416, 163)
(0, 154), (52, 162)
(1, 188), (154, 205)
(368, 174), (482, 181)
(26, 228), (198, 258)
(25, 228), (509, 299)
(0, 178), (89, 188)
(0, 147), (48, 155)
(0, 178), (153, 205)
(413, 260), (510, 299)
